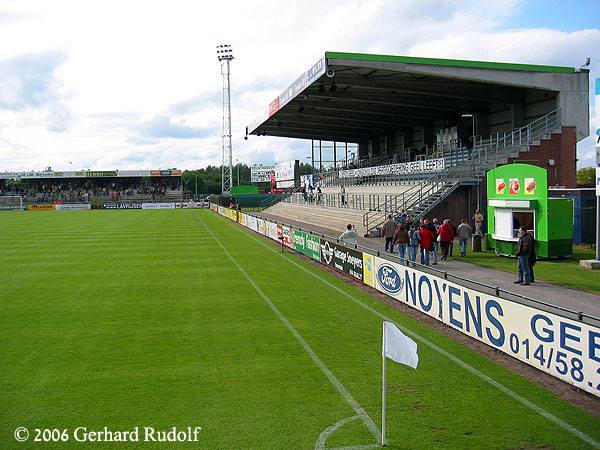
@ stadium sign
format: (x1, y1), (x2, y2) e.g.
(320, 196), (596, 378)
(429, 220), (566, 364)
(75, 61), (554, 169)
(141, 202), (176, 209)
(376, 264), (403, 294)
(26, 204), (55, 211)
(338, 158), (446, 179)
(103, 202), (142, 209)
(293, 230), (321, 261)
(320, 239), (363, 281)
(372, 256), (600, 396)
(55, 203), (91, 211)
(250, 164), (276, 183)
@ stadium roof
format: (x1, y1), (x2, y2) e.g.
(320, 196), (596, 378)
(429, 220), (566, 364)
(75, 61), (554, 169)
(247, 51), (582, 142)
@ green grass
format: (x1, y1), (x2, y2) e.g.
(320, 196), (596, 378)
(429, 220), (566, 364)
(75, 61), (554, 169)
(1, 209), (599, 449)
(462, 244), (600, 293)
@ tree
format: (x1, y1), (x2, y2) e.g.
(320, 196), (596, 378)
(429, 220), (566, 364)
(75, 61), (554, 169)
(576, 167), (595, 187)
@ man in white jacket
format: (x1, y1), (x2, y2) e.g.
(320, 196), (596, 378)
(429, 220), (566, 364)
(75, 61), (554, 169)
(339, 224), (358, 245)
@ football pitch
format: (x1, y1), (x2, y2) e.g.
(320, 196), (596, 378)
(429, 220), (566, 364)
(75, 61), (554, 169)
(1, 209), (599, 449)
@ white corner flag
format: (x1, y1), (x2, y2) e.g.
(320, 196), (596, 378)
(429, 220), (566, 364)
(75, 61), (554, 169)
(381, 321), (418, 446)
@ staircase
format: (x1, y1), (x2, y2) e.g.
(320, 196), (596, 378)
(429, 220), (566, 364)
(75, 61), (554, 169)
(362, 109), (561, 233)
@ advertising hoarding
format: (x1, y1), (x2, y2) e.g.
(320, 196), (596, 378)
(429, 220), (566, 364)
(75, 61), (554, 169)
(371, 256), (600, 396)
(320, 239), (363, 281)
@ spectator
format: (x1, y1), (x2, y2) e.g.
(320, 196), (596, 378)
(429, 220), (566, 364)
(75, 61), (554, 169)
(316, 186), (322, 205)
(339, 224), (357, 245)
(408, 225), (420, 267)
(438, 219), (455, 260)
(456, 219), (472, 257)
(340, 185), (346, 205)
(393, 223), (409, 261)
(382, 215), (397, 252)
(528, 234), (537, 283)
(472, 209), (484, 235)
(426, 218), (439, 265)
(448, 219), (458, 257)
(515, 226), (533, 285)
(418, 223), (434, 266)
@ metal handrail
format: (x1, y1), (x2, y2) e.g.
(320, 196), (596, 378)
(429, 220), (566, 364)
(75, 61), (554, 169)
(240, 209), (599, 326)
(362, 109), (561, 232)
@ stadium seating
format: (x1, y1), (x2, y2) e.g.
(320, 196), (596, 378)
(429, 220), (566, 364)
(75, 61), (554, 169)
(264, 109), (562, 235)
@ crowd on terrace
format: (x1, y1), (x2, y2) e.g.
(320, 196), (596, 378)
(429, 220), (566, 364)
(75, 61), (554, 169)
(0, 178), (181, 203)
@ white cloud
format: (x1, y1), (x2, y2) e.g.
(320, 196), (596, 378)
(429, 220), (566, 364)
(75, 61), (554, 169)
(0, 0), (597, 172)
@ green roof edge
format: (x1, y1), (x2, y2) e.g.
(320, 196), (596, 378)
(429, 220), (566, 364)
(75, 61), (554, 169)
(325, 51), (575, 74)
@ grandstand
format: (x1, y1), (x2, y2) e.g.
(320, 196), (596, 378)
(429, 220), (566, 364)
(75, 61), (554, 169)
(248, 52), (589, 235)
(0, 168), (183, 208)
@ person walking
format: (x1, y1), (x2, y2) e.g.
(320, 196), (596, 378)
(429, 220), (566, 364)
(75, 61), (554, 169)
(393, 223), (409, 261)
(515, 226), (533, 285)
(418, 223), (434, 266)
(382, 215), (397, 252)
(472, 209), (484, 235)
(456, 219), (472, 257)
(339, 224), (358, 245)
(408, 225), (420, 267)
(340, 185), (346, 206)
(438, 219), (455, 260)
(426, 218), (439, 265)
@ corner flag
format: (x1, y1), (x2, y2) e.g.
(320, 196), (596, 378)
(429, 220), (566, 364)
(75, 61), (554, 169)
(381, 321), (418, 446)
(382, 321), (418, 368)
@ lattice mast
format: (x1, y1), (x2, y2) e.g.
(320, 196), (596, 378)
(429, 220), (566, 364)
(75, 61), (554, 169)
(217, 44), (234, 195)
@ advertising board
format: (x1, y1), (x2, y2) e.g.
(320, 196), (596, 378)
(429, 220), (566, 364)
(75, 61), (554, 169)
(26, 204), (55, 211)
(141, 202), (176, 209)
(55, 203), (91, 211)
(103, 202), (142, 209)
(250, 164), (276, 183)
(293, 230), (321, 261)
(372, 256), (600, 396)
(320, 239), (363, 281)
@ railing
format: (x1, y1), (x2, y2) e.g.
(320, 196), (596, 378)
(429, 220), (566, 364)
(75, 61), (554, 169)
(284, 192), (417, 211)
(361, 109), (561, 233)
(471, 108), (561, 163)
(259, 193), (290, 210)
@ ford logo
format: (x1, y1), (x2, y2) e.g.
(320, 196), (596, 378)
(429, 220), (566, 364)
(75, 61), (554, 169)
(377, 264), (403, 294)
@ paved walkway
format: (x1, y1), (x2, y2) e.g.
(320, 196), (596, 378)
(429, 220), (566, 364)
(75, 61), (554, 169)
(257, 211), (600, 320)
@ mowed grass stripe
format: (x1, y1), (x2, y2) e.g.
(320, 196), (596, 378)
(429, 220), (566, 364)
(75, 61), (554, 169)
(204, 210), (600, 449)
(0, 210), (375, 449)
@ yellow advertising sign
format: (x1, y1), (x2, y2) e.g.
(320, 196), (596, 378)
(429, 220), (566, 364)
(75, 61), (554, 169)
(225, 208), (238, 221)
(26, 204), (55, 211)
(362, 252), (375, 287)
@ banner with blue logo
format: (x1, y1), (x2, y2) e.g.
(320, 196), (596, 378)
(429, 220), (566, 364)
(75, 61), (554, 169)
(372, 256), (600, 396)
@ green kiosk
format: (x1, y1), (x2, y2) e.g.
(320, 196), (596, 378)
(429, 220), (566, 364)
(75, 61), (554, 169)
(486, 163), (573, 258)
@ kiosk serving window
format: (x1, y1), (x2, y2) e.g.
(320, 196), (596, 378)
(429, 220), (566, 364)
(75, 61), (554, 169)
(493, 208), (535, 239)
(494, 208), (513, 239)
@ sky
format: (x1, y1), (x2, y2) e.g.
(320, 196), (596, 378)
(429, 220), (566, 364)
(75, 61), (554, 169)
(0, 0), (598, 172)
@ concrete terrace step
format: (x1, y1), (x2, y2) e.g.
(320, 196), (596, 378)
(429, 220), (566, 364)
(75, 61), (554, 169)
(263, 202), (368, 235)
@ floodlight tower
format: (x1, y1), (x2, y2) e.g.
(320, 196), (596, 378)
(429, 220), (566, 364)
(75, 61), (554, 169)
(217, 44), (234, 195)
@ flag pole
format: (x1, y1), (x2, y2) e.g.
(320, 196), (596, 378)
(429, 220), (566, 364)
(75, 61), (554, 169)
(382, 322), (387, 447)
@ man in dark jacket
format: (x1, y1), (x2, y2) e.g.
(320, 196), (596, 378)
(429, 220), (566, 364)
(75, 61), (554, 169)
(515, 226), (533, 285)
(382, 215), (397, 252)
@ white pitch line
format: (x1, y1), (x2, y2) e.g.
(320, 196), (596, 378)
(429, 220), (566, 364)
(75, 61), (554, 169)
(196, 215), (381, 443)
(220, 215), (600, 449)
(314, 415), (361, 450)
